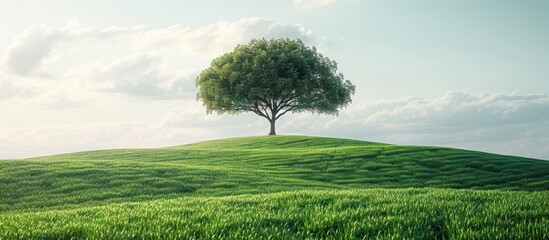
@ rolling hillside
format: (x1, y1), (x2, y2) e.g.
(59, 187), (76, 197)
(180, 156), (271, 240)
(1, 136), (548, 239)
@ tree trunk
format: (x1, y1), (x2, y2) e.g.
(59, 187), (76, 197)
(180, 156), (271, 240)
(269, 119), (276, 135)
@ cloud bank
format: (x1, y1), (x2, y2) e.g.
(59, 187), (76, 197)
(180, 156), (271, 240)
(0, 18), (323, 106)
(280, 92), (549, 159)
(1, 92), (547, 160)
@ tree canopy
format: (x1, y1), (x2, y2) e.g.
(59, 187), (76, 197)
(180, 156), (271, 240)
(196, 38), (355, 135)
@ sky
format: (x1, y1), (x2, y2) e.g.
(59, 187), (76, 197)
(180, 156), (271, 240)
(0, 0), (548, 159)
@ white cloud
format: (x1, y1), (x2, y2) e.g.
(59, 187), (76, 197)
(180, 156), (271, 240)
(3, 21), (139, 77)
(0, 80), (15, 100)
(348, 92), (549, 127)
(134, 17), (318, 56)
(4, 23), (66, 76)
(0, 18), (323, 106)
(293, 0), (352, 9)
(78, 54), (198, 99)
(3, 18), (320, 77)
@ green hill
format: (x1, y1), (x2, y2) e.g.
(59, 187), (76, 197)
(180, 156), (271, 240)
(1, 136), (548, 239)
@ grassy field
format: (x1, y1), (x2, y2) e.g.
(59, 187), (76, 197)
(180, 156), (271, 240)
(1, 135), (548, 239)
(2, 189), (548, 239)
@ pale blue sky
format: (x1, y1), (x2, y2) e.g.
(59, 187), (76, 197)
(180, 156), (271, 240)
(0, 0), (548, 159)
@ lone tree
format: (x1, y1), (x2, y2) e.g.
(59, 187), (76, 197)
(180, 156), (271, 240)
(196, 38), (355, 135)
